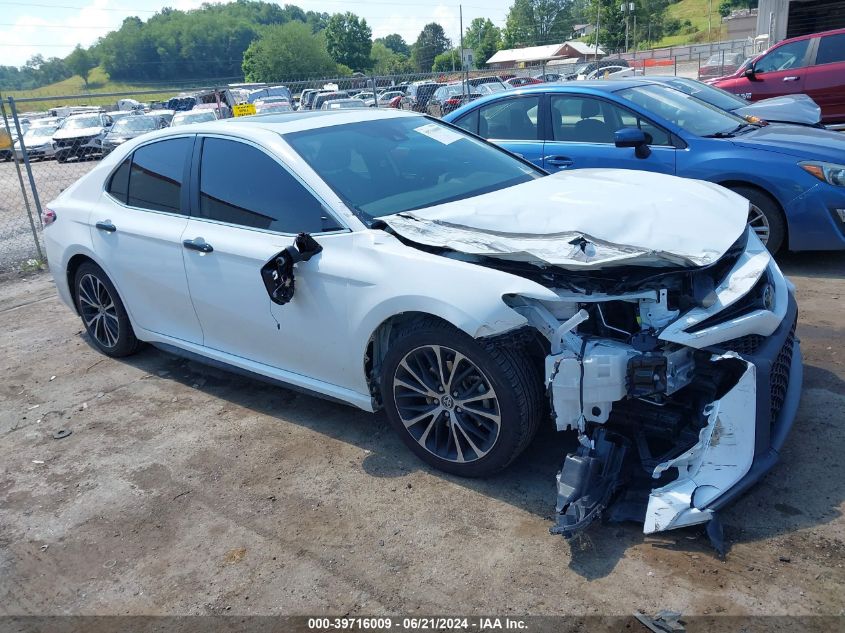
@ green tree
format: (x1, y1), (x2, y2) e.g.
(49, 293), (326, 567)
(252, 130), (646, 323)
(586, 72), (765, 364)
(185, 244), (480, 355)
(432, 48), (461, 72)
(377, 33), (410, 57)
(412, 23), (450, 72)
(242, 21), (339, 82)
(325, 12), (373, 71)
(503, 0), (573, 48)
(65, 45), (96, 87)
(370, 41), (413, 74)
(464, 18), (502, 67)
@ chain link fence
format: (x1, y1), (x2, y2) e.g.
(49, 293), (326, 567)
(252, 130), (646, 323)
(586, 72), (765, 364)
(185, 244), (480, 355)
(0, 45), (753, 274)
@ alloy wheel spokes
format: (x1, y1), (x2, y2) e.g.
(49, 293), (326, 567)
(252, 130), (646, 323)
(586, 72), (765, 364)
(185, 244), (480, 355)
(747, 204), (770, 245)
(393, 344), (501, 463)
(79, 274), (119, 348)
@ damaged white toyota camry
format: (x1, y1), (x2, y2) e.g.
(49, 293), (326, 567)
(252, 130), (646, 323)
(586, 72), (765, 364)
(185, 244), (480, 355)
(44, 109), (802, 542)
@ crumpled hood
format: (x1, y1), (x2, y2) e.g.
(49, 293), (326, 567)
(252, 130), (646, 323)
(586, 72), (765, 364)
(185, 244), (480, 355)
(730, 123), (845, 162)
(53, 126), (104, 140)
(734, 94), (821, 126)
(382, 169), (748, 269)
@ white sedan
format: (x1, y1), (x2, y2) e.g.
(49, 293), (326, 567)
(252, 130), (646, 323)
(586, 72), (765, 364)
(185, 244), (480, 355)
(43, 109), (801, 545)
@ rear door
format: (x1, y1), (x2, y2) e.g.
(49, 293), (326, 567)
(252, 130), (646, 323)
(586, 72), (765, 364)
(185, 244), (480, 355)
(803, 32), (845, 124)
(543, 93), (676, 174)
(91, 136), (203, 343)
(182, 135), (354, 381)
(451, 94), (545, 167)
(744, 37), (812, 101)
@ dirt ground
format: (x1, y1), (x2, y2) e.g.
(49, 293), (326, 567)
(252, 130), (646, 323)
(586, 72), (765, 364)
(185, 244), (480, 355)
(0, 251), (843, 619)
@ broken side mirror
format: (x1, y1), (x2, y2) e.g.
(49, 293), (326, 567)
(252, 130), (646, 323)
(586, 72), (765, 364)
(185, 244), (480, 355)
(614, 127), (651, 159)
(260, 233), (322, 305)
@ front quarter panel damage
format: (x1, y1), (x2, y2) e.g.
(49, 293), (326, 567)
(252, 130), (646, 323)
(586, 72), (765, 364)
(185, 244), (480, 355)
(644, 354), (756, 533)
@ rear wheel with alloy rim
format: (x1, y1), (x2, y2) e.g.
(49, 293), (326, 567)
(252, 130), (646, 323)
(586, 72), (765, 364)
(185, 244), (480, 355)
(74, 262), (141, 357)
(380, 319), (543, 477)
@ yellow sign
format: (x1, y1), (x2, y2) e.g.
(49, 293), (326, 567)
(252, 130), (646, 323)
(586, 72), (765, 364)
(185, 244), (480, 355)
(233, 103), (257, 117)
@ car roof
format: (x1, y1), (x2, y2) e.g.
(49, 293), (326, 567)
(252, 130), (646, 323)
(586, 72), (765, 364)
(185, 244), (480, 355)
(150, 108), (423, 138)
(442, 80), (654, 119)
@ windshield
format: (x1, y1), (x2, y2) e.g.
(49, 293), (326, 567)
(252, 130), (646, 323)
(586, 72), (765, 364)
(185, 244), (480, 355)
(111, 117), (158, 133)
(172, 112), (216, 125)
(286, 117), (540, 222)
(27, 127), (56, 137)
(660, 78), (748, 111)
(62, 116), (101, 129)
(617, 84), (746, 137)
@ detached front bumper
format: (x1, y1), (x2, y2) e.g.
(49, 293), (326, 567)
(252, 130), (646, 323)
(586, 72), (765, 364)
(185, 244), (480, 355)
(644, 292), (801, 532)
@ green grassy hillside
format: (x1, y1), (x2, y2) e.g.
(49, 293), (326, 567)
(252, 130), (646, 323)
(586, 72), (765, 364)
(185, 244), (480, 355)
(4, 67), (213, 112)
(650, 0), (727, 48)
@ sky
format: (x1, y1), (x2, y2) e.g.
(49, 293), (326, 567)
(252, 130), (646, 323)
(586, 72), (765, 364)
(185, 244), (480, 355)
(0, 0), (517, 68)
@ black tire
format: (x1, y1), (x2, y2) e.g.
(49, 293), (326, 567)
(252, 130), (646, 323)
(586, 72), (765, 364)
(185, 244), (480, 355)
(380, 318), (543, 477)
(55, 151), (68, 163)
(73, 262), (141, 358)
(728, 185), (786, 254)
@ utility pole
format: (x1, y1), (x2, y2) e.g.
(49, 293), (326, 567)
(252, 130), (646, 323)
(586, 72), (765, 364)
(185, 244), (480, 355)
(595, 0), (601, 62)
(459, 4), (466, 98)
(708, 0), (712, 42)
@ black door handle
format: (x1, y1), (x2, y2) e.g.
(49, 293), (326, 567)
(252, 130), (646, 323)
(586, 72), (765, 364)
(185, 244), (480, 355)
(183, 238), (213, 253)
(95, 221), (116, 233)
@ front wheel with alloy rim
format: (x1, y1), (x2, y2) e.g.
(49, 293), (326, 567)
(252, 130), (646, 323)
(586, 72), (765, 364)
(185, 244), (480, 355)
(74, 262), (141, 357)
(379, 320), (543, 477)
(729, 185), (786, 254)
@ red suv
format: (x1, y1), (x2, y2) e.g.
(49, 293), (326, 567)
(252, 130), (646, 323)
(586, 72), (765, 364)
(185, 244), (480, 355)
(713, 28), (845, 125)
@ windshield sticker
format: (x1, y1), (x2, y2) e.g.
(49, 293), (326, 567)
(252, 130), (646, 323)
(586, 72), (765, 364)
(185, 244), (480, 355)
(414, 123), (463, 145)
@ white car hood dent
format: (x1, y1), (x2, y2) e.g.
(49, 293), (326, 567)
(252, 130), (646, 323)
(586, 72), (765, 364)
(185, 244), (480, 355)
(382, 169), (748, 270)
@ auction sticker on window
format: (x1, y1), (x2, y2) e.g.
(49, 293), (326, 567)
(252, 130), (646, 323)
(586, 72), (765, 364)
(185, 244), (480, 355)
(414, 122), (463, 145)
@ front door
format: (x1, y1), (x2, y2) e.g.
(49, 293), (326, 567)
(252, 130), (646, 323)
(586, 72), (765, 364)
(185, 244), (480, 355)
(543, 94), (676, 174)
(743, 37), (811, 101)
(182, 136), (353, 385)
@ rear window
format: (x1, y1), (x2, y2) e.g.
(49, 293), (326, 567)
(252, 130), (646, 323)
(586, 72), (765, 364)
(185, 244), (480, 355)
(285, 116), (540, 222)
(126, 138), (192, 213)
(816, 33), (845, 65)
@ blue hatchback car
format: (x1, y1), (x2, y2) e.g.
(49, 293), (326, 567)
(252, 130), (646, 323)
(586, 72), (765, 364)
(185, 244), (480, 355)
(443, 80), (845, 253)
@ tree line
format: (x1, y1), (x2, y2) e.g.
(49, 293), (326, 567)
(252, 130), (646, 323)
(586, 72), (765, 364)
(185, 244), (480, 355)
(1, 0), (696, 90)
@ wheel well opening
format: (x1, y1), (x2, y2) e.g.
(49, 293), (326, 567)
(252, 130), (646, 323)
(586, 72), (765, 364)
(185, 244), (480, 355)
(365, 312), (453, 410)
(66, 254), (95, 314)
(718, 180), (788, 247)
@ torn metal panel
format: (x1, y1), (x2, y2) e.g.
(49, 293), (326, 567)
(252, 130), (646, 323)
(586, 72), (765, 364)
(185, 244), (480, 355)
(644, 355), (757, 534)
(381, 169), (749, 270)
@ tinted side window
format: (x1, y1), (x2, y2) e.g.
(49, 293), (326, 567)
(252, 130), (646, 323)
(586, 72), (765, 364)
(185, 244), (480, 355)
(816, 33), (845, 65)
(199, 137), (339, 234)
(107, 158), (130, 204)
(127, 138), (191, 213)
(454, 109), (479, 135)
(549, 95), (671, 145)
(478, 96), (540, 140)
(755, 39), (810, 73)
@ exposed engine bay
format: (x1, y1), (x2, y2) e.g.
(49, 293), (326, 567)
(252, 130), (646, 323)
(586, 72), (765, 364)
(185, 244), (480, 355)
(380, 220), (800, 548)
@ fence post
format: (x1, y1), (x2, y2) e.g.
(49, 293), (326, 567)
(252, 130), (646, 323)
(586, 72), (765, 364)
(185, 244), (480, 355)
(673, 55), (677, 76)
(8, 98), (45, 228)
(0, 97), (44, 261)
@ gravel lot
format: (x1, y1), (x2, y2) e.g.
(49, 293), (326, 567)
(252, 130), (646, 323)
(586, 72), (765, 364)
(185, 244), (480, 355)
(0, 251), (843, 622)
(0, 158), (96, 271)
